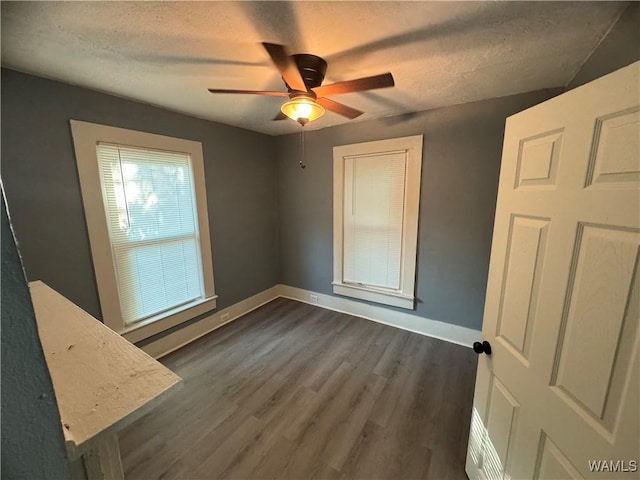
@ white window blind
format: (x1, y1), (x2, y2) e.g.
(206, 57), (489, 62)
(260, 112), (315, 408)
(343, 152), (406, 290)
(97, 143), (204, 325)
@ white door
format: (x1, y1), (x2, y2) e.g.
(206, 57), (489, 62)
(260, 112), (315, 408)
(467, 62), (640, 480)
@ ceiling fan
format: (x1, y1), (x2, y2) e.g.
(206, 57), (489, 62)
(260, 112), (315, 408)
(207, 43), (395, 126)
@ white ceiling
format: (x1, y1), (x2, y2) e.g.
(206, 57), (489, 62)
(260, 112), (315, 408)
(1, 1), (627, 136)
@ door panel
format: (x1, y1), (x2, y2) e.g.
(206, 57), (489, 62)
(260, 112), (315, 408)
(483, 378), (520, 478)
(467, 62), (640, 480)
(535, 434), (583, 480)
(552, 225), (639, 426)
(515, 130), (563, 189)
(586, 107), (640, 187)
(496, 215), (549, 361)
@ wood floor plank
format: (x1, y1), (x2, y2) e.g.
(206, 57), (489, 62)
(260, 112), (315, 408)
(121, 398), (238, 479)
(154, 405), (257, 479)
(244, 434), (299, 479)
(190, 415), (264, 479)
(373, 328), (413, 378)
(322, 373), (387, 472)
(281, 360), (353, 442)
(120, 298), (477, 479)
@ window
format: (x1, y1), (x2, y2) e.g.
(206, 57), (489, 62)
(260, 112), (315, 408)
(71, 120), (216, 341)
(333, 135), (422, 309)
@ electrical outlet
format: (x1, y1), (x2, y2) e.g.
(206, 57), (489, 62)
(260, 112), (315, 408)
(221, 312), (230, 322)
(310, 294), (319, 302)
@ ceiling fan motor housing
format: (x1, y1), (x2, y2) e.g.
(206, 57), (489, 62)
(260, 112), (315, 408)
(286, 54), (328, 91)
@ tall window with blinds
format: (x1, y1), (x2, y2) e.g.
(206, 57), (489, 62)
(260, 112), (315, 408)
(333, 135), (422, 310)
(343, 153), (406, 290)
(71, 120), (216, 341)
(97, 144), (203, 325)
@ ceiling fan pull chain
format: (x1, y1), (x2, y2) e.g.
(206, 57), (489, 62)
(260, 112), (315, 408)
(300, 127), (306, 169)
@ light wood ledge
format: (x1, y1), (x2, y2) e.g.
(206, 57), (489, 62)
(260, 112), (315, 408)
(29, 281), (182, 479)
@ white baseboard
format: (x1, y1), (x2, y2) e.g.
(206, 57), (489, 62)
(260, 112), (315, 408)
(141, 283), (480, 358)
(279, 285), (480, 348)
(140, 285), (281, 359)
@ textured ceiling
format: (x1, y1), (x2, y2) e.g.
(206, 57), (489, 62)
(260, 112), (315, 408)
(1, 1), (627, 135)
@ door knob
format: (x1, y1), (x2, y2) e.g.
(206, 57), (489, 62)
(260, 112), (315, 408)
(473, 341), (492, 355)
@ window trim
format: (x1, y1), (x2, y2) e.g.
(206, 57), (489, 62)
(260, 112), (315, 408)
(70, 120), (216, 341)
(333, 135), (423, 310)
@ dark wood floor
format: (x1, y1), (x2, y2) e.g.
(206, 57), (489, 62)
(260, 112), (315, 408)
(120, 298), (477, 479)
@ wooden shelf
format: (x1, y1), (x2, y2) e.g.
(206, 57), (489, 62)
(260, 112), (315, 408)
(29, 281), (182, 476)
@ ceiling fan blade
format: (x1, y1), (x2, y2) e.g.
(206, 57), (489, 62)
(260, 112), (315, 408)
(273, 111), (287, 121)
(208, 88), (288, 97)
(316, 97), (363, 120)
(312, 73), (394, 97)
(262, 42), (308, 92)
(137, 54), (264, 67)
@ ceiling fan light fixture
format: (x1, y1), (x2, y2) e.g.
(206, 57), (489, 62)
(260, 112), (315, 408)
(281, 96), (325, 126)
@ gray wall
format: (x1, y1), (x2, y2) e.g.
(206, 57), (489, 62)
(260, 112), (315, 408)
(1, 193), (71, 479)
(567, 2), (640, 89)
(1, 68), (280, 324)
(276, 90), (562, 331)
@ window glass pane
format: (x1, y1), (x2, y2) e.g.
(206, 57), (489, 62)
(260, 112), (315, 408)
(343, 152), (406, 290)
(97, 143), (203, 325)
(113, 239), (201, 322)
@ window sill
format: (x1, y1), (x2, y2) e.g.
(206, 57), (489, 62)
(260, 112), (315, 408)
(121, 296), (218, 343)
(332, 282), (414, 310)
